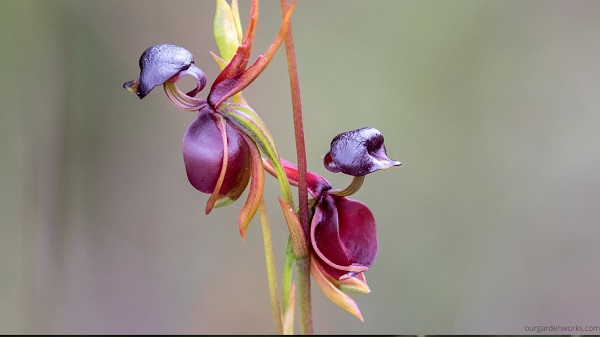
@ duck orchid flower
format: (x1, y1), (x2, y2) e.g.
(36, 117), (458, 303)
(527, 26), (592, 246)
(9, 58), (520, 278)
(263, 127), (400, 320)
(124, 0), (296, 238)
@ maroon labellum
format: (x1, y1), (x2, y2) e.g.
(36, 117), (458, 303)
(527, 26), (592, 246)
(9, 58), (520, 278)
(311, 193), (377, 281)
(182, 107), (251, 213)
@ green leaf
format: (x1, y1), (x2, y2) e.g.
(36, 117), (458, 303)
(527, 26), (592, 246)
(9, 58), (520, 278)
(218, 103), (295, 208)
(282, 282), (295, 335)
(210, 51), (228, 71)
(214, 0), (240, 63)
(230, 0), (243, 44)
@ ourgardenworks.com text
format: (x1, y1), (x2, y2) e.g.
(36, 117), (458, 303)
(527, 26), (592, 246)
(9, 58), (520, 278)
(525, 324), (600, 334)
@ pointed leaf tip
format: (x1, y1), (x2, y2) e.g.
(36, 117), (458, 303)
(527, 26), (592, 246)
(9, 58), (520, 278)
(278, 198), (308, 258)
(310, 257), (364, 321)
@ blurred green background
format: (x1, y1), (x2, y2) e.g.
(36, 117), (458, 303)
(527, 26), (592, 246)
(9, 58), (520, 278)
(2, 0), (600, 334)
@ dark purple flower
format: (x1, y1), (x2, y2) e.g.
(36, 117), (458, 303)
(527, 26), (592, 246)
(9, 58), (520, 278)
(124, 0), (295, 237)
(123, 44), (206, 99)
(124, 44), (250, 215)
(266, 127), (400, 294)
(266, 159), (376, 287)
(324, 127), (401, 176)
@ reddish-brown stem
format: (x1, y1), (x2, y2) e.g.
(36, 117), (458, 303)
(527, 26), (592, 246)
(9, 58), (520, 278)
(279, 1), (308, 240)
(280, 0), (312, 334)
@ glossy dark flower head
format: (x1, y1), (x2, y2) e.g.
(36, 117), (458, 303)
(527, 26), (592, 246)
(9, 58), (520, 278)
(124, 44), (207, 99)
(324, 127), (401, 176)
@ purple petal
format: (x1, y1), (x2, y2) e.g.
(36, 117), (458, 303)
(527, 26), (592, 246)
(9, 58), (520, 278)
(124, 44), (206, 99)
(138, 44), (193, 98)
(311, 194), (378, 280)
(335, 196), (378, 267)
(182, 108), (250, 200)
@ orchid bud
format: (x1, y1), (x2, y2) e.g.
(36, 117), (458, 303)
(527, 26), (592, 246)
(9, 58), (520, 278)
(324, 127), (401, 176)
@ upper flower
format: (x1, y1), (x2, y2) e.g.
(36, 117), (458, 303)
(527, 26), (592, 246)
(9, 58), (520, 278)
(123, 0), (296, 239)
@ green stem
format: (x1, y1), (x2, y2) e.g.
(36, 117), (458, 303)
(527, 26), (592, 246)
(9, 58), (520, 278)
(259, 198), (282, 334)
(295, 256), (312, 334)
(281, 237), (294, 312)
(280, 0), (312, 334)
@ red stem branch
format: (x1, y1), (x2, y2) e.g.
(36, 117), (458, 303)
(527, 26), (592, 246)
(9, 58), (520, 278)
(280, 0), (312, 334)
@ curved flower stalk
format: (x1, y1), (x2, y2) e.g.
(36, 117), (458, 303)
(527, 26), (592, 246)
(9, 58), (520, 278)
(263, 127), (400, 321)
(123, 0), (296, 238)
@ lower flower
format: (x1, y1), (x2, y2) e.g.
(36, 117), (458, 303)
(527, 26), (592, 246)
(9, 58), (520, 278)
(311, 193), (377, 281)
(263, 157), (377, 320)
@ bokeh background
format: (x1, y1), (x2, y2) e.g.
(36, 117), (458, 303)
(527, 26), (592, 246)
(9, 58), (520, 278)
(2, 0), (600, 334)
